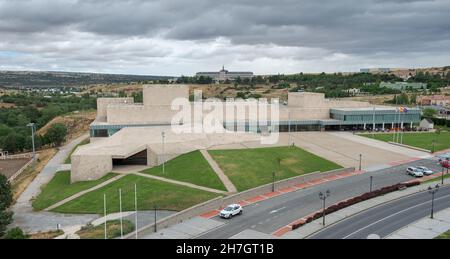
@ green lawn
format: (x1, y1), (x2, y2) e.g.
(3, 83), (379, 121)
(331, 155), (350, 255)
(76, 220), (134, 239)
(208, 146), (342, 191)
(32, 171), (118, 211)
(142, 151), (226, 191)
(65, 138), (90, 164)
(359, 132), (450, 152)
(52, 174), (219, 214)
(434, 230), (450, 239)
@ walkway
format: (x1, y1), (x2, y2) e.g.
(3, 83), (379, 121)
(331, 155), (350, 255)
(386, 208), (450, 239)
(131, 172), (227, 194)
(11, 133), (99, 234)
(43, 174), (127, 211)
(200, 149), (237, 193)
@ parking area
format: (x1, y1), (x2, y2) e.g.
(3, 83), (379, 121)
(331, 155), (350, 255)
(288, 132), (429, 169)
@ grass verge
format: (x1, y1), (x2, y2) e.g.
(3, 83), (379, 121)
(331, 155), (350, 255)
(52, 174), (219, 214)
(358, 132), (450, 152)
(208, 146), (342, 191)
(142, 150), (226, 191)
(76, 220), (134, 239)
(32, 171), (118, 210)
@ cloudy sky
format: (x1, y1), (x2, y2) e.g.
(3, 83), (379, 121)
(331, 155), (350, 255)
(0, 0), (449, 76)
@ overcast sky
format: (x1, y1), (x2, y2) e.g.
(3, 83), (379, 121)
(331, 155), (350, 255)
(0, 0), (449, 76)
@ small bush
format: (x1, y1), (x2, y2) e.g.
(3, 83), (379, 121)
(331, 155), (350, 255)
(3, 227), (28, 239)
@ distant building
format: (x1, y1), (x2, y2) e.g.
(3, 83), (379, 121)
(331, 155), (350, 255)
(196, 66), (253, 82)
(360, 68), (392, 73)
(344, 88), (361, 95)
(380, 82), (427, 91)
(419, 118), (434, 130)
(416, 95), (450, 107)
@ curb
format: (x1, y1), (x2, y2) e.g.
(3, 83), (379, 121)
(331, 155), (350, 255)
(301, 182), (450, 239)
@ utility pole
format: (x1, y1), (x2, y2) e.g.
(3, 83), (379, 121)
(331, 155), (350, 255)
(154, 205), (157, 233)
(135, 183), (138, 240)
(272, 171), (275, 192)
(104, 194), (107, 240)
(119, 188), (123, 239)
(161, 131), (165, 174)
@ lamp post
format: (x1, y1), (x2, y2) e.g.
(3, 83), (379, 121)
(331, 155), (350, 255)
(428, 185), (439, 219)
(272, 171), (275, 192)
(161, 131), (165, 174)
(359, 154), (362, 171)
(27, 123), (36, 159)
(369, 176), (374, 192)
(319, 190), (330, 226)
(442, 163), (445, 185)
(154, 205), (157, 233)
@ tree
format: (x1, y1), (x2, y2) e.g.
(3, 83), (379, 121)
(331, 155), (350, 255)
(3, 227), (28, 239)
(44, 123), (67, 147)
(0, 174), (13, 237)
(423, 108), (437, 118)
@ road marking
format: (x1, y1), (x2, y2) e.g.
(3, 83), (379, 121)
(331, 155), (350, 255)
(270, 207), (286, 214)
(343, 193), (450, 239)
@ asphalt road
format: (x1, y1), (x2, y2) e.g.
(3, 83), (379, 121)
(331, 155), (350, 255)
(196, 158), (444, 239)
(309, 185), (450, 239)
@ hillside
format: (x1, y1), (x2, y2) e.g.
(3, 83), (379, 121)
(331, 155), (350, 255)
(0, 71), (172, 88)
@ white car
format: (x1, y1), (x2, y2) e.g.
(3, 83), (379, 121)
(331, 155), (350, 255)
(406, 167), (424, 178)
(220, 204), (243, 219)
(437, 153), (450, 162)
(416, 166), (433, 176)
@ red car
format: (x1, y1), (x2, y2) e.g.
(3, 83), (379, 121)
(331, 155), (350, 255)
(441, 160), (450, 169)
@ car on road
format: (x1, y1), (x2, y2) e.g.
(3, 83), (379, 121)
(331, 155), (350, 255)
(416, 166), (434, 176)
(437, 153), (450, 162)
(220, 204), (243, 219)
(406, 167), (424, 177)
(441, 160), (450, 169)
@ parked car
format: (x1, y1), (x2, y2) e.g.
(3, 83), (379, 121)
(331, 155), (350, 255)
(437, 153), (450, 162)
(416, 166), (434, 176)
(406, 167), (424, 177)
(220, 204), (243, 219)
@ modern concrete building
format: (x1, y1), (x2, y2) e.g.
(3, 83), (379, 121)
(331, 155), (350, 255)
(71, 85), (421, 183)
(196, 66), (253, 82)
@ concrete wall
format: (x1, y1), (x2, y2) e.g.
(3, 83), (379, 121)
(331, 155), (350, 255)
(143, 84), (189, 106)
(71, 154), (113, 183)
(97, 98), (134, 121)
(128, 167), (355, 239)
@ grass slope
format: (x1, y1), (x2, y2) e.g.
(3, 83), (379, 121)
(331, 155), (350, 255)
(76, 220), (134, 239)
(359, 132), (450, 152)
(52, 174), (219, 214)
(142, 151), (226, 191)
(32, 171), (118, 211)
(65, 138), (90, 164)
(209, 146), (342, 191)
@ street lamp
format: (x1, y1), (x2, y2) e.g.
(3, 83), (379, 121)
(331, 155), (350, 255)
(161, 131), (165, 174)
(272, 171), (275, 192)
(319, 190), (331, 226)
(359, 154), (362, 171)
(369, 176), (374, 192)
(27, 123), (36, 159)
(428, 185), (439, 219)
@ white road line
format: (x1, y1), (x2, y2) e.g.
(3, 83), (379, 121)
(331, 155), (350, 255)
(270, 206), (287, 214)
(343, 193), (450, 239)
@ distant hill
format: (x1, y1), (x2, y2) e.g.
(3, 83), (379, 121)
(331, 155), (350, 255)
(0, 71), (172, 88)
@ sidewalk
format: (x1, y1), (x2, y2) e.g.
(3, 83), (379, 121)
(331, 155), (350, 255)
(11, 133), (99, 234)
(386, 208), (450, 239)
(282, 177), (449, 239)
(200, 149), (237, 193)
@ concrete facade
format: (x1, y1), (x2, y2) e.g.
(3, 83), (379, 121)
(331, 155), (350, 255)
(72, 85), (421, 183)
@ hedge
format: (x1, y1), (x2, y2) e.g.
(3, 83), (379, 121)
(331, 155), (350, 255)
(291, 181), (420, 230)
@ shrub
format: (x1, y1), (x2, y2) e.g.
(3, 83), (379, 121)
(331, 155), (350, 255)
(3, 227), (28, 239)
